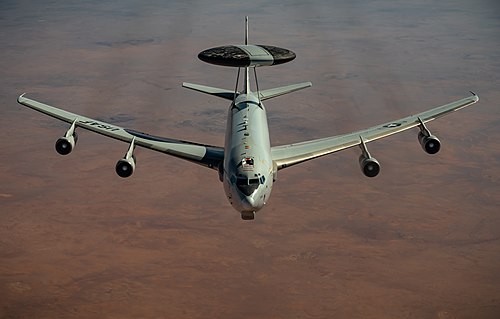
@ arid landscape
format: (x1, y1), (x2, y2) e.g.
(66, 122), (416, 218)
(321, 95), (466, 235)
(1, 1), (499, 318)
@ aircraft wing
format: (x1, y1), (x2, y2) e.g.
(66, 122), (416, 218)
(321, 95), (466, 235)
(271, 93), (479, 169)
(17, 94), (224, 169)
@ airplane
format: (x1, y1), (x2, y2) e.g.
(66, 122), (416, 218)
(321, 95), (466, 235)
(17, 17), (479, 220)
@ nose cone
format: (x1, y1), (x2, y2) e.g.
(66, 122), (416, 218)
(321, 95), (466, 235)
(241, 195), (265, 212)
(241, 196), (256, 211)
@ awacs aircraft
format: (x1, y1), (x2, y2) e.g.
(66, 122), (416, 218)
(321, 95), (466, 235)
(17, 18), (478, 220)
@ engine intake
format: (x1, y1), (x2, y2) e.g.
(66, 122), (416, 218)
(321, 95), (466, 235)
(359, 154), (380, 178)
(55, 120), (78, 155)
(116, 155), (136, 178)
(418, 132), (441, 154)
(116, 137), (137, 178)
(55, 134), (77, 155)
(417, 118), (441, 154)
(358, 136), (380, 178)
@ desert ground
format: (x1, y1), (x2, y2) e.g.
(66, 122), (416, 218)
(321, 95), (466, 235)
(1, 1), (499, 318)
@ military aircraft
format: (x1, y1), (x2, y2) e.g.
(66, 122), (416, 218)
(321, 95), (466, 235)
(17, 17), (478, 220)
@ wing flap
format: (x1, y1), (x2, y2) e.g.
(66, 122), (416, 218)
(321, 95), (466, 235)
(271, 93), (479, 169)
(17, 94), (224, 169)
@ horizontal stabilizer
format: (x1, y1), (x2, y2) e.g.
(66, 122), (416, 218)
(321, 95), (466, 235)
(259, 82), (312, 101)
(182, 82), (236, 101)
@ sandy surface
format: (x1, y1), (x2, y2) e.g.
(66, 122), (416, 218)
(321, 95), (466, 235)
(1, 1), (500, 318)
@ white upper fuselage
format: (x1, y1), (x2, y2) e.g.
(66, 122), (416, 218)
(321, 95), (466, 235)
(223, 91), (274, 214)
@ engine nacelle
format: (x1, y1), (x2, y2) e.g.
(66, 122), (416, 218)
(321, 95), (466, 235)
(55, 132), (78, 155)
(359, 154), (380, 178)
(116, 155), (136, 178)
(56, 119), (78, 155)
(116, 138), (137, 178)
(418, 132), (441, 154)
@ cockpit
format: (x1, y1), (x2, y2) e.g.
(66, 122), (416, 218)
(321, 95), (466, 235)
(236, 176), (260, 196)
(235, 174), (266, 196)
(232, 156), (267, 195)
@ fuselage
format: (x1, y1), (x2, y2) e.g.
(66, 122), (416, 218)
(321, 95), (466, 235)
(222, 91), (274, 217)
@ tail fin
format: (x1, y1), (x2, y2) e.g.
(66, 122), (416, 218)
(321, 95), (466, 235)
(245, 16), (248, 45)
(182, 82), (236, 101)
(244, 16), (250, 94)
(258, 82), (312, 101)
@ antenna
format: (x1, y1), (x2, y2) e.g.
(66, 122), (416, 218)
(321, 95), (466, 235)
(245, 16), (248, 45)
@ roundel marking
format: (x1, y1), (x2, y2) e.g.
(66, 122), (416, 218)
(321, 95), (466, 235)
(383, 123), (402, 128)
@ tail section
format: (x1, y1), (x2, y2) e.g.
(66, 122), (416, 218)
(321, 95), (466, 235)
(244, 16), (250, 94)
(185, 17), (312, 101)
(182, 81), (312, 101)
(245, 16), (248, 45)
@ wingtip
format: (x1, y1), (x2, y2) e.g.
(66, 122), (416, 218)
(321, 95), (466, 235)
(469, 91), (479, 101)
(17, 93), (26, 103)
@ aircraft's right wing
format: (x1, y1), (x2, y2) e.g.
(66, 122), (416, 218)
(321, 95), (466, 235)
(271, 93), (479, 169)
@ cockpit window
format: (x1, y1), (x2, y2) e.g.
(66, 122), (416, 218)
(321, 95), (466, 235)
(236, 178), (247, 186)
(259, 176), (265, 184)
(236, 176), (259, 196)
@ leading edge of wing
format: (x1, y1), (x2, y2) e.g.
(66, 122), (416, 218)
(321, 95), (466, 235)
(17, 94), (224, 169)
(271, 93), (479, 169)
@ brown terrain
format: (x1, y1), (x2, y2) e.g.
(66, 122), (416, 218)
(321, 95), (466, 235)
(1, 1), (499, 318)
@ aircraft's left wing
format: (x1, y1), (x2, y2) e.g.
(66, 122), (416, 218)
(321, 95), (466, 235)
(17, 94), (224, 169)
(271, 93), (479, 169)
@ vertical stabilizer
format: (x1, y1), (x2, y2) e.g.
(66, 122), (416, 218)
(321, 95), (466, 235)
(244, 16), (250, 94)
(245, 16), (248, 45)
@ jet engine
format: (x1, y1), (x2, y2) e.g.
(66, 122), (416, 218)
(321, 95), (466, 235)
(116, 155), (136, 178)
(417, 118), (441, 154)
(55, 120), (78, 155)
(358, 136), (380, 178)
(418, 132), (441, 154)
(116, 138), (136, 178)
(359, 154), (380, 178)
